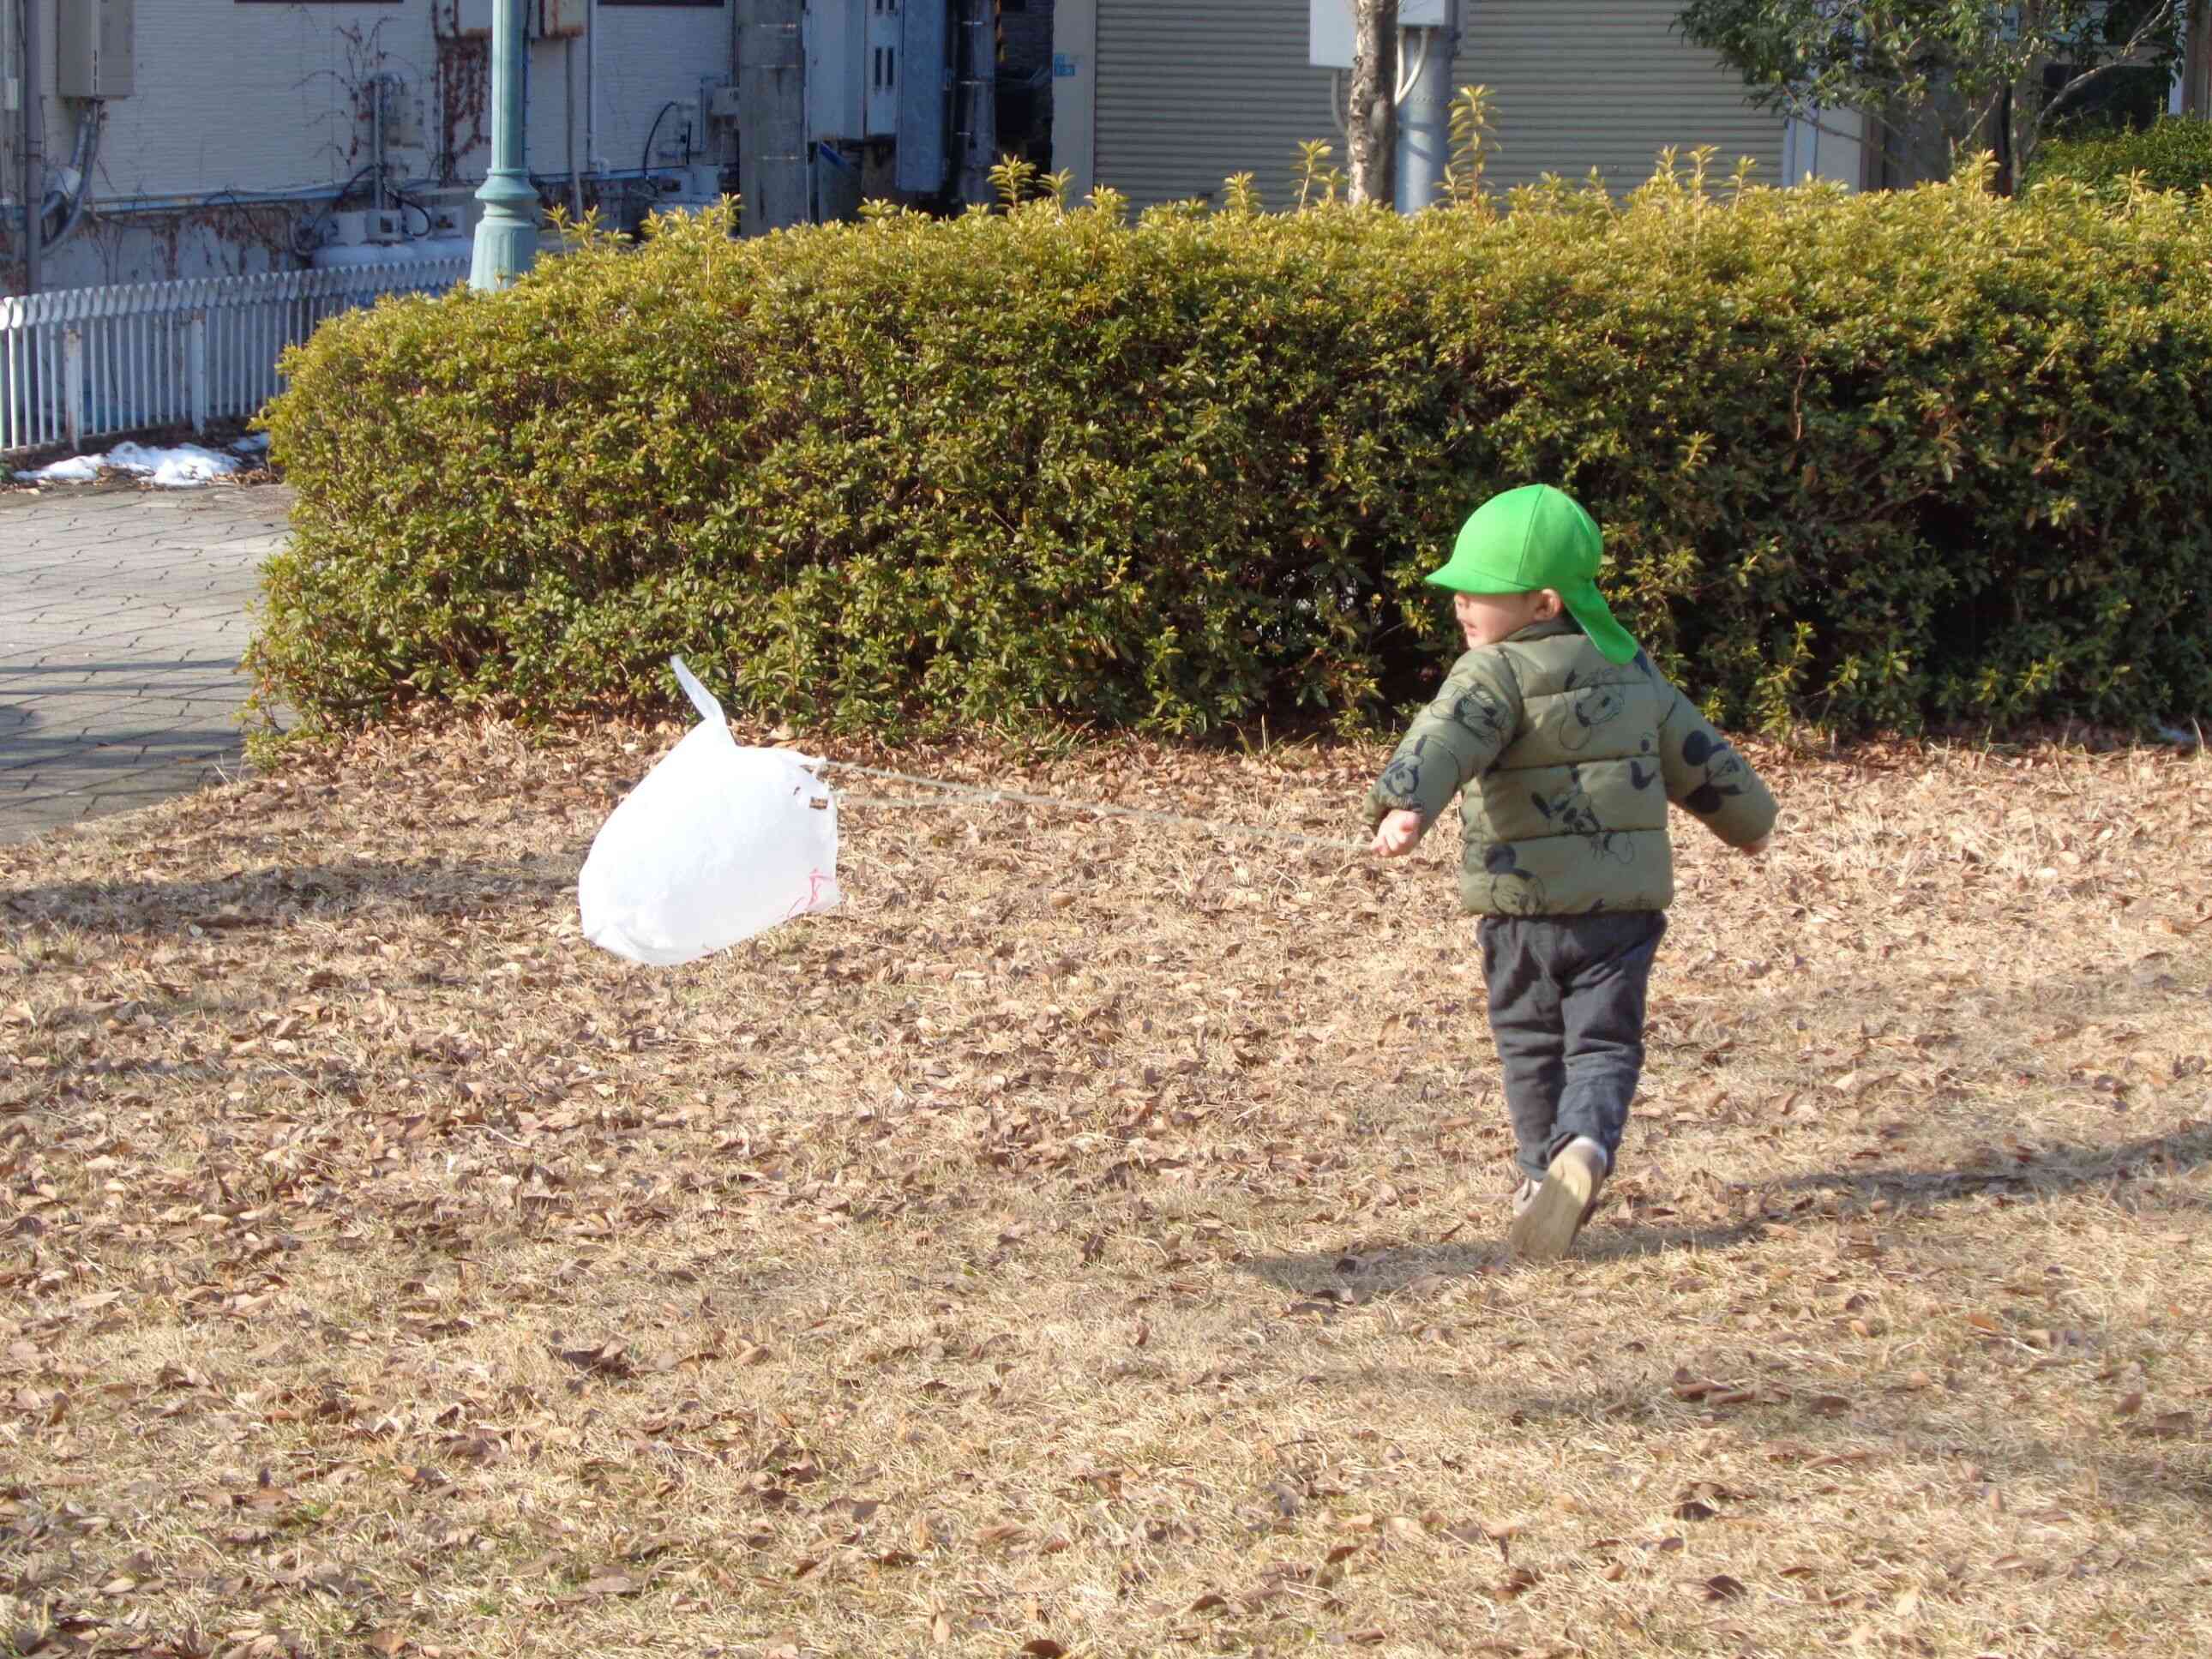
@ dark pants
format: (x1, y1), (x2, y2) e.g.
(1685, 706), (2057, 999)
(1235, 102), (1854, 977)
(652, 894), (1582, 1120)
(1480, 911), (1667, 1184)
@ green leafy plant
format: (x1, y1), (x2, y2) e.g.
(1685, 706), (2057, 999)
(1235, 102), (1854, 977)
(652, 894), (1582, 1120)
(1442, 83), (1499, 206)
(251, 166), (2212, 745)
(2025, 114), (2212, 194)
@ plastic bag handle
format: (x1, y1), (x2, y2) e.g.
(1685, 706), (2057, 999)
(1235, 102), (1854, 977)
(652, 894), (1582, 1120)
(670, 657), (727, 730)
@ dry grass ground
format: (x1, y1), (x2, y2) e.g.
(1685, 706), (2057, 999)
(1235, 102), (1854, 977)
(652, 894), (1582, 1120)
(2, 722), (2209, 1659)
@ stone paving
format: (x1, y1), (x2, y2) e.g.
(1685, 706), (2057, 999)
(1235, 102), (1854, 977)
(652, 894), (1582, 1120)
(0, 483), (293, 845)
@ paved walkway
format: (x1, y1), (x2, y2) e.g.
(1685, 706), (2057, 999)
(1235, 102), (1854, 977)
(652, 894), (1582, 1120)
(1, 483), (293, 845)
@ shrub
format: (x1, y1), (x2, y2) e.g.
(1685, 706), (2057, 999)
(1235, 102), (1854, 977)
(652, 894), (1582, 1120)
(253, 165), (2212, 742)
(2025, 116), (2212, 196)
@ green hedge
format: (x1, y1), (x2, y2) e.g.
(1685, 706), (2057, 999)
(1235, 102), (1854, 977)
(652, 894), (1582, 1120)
(253, 165), (2212, 742)
(2026, 117), (2212, 196)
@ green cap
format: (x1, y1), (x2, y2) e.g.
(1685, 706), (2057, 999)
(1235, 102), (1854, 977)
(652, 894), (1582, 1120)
(1424, 484), (1639, 665)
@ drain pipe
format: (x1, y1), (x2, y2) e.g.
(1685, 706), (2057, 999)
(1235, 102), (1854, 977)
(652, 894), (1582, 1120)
(372, 75), (387, 213)
(22, 0), (44, 294)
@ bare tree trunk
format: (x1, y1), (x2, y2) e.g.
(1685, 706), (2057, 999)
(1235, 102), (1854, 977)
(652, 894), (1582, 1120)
(1347, 0), (1397, 207)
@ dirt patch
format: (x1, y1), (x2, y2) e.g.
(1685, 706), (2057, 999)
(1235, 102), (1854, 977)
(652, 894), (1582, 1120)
(2, 723), (2208, 1657)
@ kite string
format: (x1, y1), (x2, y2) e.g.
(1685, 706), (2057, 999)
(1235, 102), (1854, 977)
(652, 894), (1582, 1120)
(817, 758), (1372, 856)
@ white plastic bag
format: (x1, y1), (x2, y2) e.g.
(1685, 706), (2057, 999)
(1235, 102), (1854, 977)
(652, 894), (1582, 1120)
(579, 658), (841, 965)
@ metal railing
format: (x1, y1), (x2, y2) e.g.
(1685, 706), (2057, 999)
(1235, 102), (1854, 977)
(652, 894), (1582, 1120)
(2, 257), (467, 458)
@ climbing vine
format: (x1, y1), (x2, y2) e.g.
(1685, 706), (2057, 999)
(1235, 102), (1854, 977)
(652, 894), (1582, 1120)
(432, 1), (492, 182)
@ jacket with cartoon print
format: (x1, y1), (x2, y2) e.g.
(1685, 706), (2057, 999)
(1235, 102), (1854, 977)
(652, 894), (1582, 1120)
(1367, 618), (1777, 917)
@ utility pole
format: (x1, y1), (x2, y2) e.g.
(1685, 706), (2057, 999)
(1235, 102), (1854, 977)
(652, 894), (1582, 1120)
(956, 0), (997, 206)
(1395, 0), (1455, 212)
(740, 0), (808, 234)
(471, 0), (538, 291)
(1346, 0), (1395, 207)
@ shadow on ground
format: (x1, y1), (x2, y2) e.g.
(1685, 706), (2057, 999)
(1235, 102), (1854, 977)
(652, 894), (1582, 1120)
(1245, 1123), (2212, 1305)
(0, 855), (587, 931)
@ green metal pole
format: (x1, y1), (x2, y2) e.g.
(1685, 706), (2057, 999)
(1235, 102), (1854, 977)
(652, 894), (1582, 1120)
(471, 0), (538, 291)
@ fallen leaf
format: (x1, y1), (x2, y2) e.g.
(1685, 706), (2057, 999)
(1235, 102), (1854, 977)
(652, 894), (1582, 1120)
(1703, 1574), (1748, 1601)
(556, 1341), (634, 1378)
(1493, 1566), (1540, 1598)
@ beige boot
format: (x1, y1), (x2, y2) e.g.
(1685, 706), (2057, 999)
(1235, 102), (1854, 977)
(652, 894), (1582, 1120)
(1507, 1137), (1608, 1263)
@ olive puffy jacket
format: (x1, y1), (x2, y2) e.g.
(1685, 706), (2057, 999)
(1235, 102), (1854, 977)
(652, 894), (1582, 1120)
(1367, 619), (1777, 917)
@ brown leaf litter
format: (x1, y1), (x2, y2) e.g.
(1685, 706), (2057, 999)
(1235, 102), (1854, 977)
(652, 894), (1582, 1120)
(0, 720), (2208, 1657)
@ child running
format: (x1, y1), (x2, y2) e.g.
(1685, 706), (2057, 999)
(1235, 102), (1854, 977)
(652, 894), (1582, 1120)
(1367, 484), (1777, 1260)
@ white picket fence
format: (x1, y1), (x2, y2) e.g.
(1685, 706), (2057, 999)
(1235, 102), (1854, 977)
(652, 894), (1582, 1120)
(1, 257), (468, 458)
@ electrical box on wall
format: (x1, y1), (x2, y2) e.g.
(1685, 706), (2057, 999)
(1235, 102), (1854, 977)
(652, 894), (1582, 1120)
(59, 0), (135, 99)
(1308, 0), (1449, 70)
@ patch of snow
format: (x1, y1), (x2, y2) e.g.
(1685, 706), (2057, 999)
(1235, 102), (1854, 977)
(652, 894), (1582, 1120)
(16, 454), (103, 484)
(109, 442), (244, 488)
(231, 433), (273, 456)
(13, 440), (243, 489)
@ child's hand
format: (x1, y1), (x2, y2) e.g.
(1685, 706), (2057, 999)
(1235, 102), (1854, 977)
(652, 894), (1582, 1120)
(1740, 834), (1772, 856)
(1371, 809), (1425, 858)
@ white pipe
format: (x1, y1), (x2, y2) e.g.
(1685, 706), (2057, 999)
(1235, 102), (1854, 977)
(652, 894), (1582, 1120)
(586, 0), (602, 175)
(23, 0), (44, 295)
(1393, 27), (1430, 107)
(565, 37), (583, 216)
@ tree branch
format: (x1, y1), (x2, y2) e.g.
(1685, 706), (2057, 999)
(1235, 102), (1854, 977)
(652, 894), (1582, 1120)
(2032, 0), (2182, 139)
(1787, 110), (1896, 150)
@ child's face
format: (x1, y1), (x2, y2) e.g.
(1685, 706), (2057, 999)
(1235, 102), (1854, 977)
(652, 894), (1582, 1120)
(1454, 588), (1561, 650)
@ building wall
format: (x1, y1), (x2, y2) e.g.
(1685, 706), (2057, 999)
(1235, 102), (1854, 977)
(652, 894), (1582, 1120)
(3, 0), (735, 292)
(1080, 0), (1788, 212)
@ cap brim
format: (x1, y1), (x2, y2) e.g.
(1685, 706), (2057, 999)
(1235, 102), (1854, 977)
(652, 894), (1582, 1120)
(1560, 578), (1639, 665)
(1424, 561), (1526, 595)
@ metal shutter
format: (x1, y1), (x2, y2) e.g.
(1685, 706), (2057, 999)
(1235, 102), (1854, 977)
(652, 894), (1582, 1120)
(1094, 0), (1339, 212)
(1089, 0), (1783, 213)
(1452, 0), (1783, 195)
